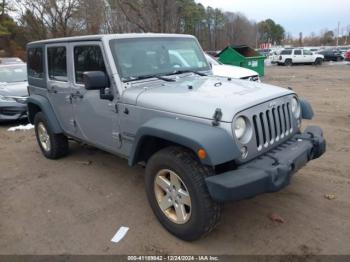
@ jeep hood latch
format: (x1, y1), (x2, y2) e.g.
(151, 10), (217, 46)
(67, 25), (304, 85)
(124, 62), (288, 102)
(212, 108), (223, 126)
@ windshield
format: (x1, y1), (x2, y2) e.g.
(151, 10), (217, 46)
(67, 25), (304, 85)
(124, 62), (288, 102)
(110, 37), (210, 81)
(0, 64), (27, 83)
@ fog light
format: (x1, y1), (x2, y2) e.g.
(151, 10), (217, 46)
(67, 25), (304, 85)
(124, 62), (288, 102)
(240, 146), (248, 159)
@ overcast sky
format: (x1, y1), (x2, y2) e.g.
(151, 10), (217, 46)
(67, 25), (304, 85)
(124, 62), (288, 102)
(196, 0), (350, 37)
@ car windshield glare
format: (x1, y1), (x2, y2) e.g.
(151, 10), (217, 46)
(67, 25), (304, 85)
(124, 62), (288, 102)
(110, 37), (210, 81)
(0, 65), (27, 83)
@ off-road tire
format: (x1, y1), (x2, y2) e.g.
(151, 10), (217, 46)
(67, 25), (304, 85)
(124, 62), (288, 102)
(284, 59), (292, 66)
(34, 112), (69, 159)
(314, 58), (323, 65)
(145, 146), (221, 241)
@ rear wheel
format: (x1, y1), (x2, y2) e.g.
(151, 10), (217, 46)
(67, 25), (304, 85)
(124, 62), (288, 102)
(34, 112), (69, 159)
(284, 59), (292, 66)
(145, 146), (221, 241)
(314, 58), (323, 65)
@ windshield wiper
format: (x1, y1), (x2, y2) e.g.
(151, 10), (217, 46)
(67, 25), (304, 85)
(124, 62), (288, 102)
(167, 70), (207, 77)
(124, 74), (175, 83)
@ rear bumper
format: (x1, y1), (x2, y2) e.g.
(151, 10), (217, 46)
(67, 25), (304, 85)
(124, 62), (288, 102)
(0, 103), (27, 122)
(206, 126), (326, 202)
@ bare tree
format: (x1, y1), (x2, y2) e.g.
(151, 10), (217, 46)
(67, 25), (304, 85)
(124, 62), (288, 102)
(115, 0), (180, 33)
(15, 0), (82, 40)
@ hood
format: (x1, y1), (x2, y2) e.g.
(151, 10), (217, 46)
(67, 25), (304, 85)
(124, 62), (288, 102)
(211, 64), (258, 79)
(0, 81), (28, 97)
(122, 76), (293, 122)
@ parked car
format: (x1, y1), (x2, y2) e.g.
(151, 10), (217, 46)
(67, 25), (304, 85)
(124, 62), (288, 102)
(318, 49), (344, 61)
(0, 57), (24, 65)
(27, 34), (326, 241)
(205, 54), (260, 82)
(0, 63), (28, 122)
(278, 49), (324, 66)
(345, 50), (350, 61)
(258, 48), (271, 57)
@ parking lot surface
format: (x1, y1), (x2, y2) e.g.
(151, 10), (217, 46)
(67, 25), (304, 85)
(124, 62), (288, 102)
(0, 63), (349, 255)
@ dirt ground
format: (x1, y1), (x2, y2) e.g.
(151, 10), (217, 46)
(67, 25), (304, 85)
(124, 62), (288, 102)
(0, 63), (349, 255)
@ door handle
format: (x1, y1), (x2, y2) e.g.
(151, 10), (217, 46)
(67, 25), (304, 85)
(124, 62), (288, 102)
(71, 91), (84, 99)
(48, 86), (58, 94)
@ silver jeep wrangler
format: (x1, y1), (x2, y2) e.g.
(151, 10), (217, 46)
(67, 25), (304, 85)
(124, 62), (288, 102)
(27, 34), (326, 241)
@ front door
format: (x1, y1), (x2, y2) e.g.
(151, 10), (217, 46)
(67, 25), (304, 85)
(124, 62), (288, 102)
(45, 44), (75, 134)
(70, 42), (121, 151)
(293, 49), (303, 63)
(302, 50), (313, 63)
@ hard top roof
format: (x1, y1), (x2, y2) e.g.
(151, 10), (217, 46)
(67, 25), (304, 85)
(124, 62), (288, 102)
(27, 33), (195, 46)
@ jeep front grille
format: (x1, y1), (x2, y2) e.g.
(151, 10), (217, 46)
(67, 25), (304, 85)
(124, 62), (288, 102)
(252, 102), (293, 151)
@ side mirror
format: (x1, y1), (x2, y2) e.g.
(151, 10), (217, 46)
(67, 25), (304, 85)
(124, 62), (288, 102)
(83, 71), (108, 90)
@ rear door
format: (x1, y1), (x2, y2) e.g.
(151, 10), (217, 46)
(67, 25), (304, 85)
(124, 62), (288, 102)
(45, 44), (75, 134)
(70, 41), (121, 151)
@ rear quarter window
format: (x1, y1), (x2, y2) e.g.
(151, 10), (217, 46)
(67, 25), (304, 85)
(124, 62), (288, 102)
(281, 50), (292, 55)
(28, 47), (44, 79)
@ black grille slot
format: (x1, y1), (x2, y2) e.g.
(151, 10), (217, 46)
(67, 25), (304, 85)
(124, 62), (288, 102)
(253, 101), (294, 151)
(259, 112), (267, 145)
(287, 103), (292, 132)
(266, 110), (273, 142)
(253, 115), (260, 147)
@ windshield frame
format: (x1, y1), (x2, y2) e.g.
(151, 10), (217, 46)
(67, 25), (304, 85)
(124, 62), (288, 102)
(0, 64), (27, 83)
(205, 54), (222, 66)
(109, 36), (210, 82)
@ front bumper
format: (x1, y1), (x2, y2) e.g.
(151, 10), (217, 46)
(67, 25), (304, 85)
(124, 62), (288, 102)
(206, 126), (326, 202)
(0, 103), (27, 122)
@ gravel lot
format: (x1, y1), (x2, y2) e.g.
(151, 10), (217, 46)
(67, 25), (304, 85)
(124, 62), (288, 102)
(0, 63), (349, 255)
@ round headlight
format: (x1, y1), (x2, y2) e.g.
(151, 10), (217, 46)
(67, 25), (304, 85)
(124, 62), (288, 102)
(234, 117), (247, 140)
(291, 97), (301, 118)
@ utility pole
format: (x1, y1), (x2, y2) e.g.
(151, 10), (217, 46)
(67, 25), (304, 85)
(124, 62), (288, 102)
(336, 22), (340, 46)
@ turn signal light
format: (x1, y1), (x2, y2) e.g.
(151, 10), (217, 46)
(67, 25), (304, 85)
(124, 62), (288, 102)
(197, 149), (207, 160)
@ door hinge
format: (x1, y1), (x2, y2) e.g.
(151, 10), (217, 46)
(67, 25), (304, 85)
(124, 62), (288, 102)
(70, 119), (77, 127)
(112, 132), (121, 143)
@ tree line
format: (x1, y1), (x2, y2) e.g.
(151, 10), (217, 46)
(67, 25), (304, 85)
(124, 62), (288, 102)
(1, 0), (347, 60)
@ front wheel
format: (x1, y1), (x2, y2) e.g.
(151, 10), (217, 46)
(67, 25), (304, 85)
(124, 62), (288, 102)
(145, 147), (221, 241)
(34, 112), (69, 159)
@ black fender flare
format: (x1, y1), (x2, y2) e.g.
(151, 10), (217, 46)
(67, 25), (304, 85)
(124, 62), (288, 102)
(27, 95), (63, 134)
(300, 98), (314, 120)
(128, 117), (240, 167)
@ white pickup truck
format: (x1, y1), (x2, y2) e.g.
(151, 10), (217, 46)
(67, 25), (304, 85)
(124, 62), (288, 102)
(278, 49), (324, 66)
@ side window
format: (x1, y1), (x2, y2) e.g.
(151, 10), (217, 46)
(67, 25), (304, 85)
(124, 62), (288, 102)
(48, 46), (67, 82)
(28, 48), (44, 78)
(303, 50), (312, 55)
(294, 50), (302, 55)
(74, 45), (106, 84)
